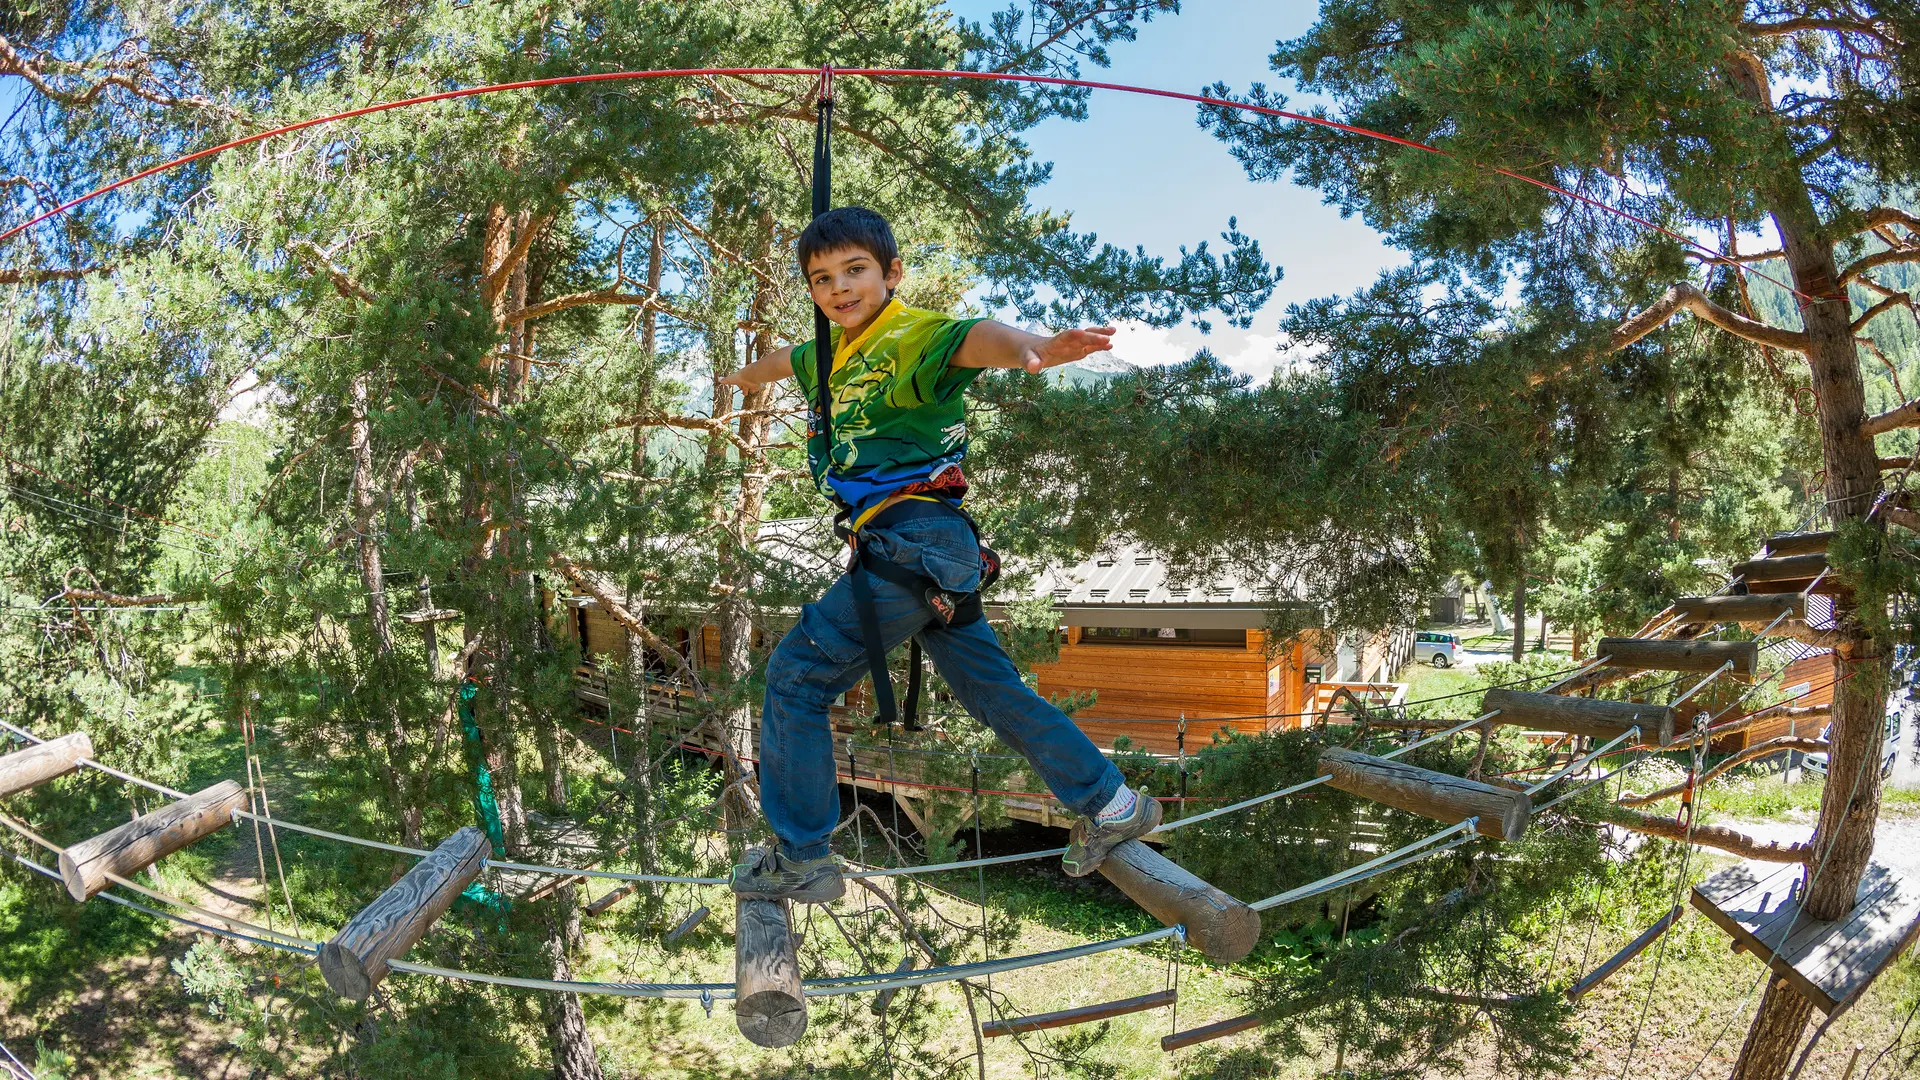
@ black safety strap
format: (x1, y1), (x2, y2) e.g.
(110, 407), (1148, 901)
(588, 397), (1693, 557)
(811, 67), (834, 454)
(903, 638), (925, 732)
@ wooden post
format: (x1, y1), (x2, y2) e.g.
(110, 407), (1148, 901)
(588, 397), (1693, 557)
(1079, 833), (1261, 962)
(0, 732), (92, 800)
(1480, 689), (1673, 746)
(1594, 637), (1758, 676)
(59, 779), (246, 901)
(318, 827), (487, 1000)
(982, 988), (1176, 1037)
(870, 954), (915, 1017)
(735, 896), (806, 1048)
(1318, 748), (1530, 841)
(1729, 552), (1828, 583)
(664, 904), (708, 947)
(1672, 594), (1805, 626)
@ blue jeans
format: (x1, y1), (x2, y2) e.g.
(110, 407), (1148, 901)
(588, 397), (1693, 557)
(760, 513), (1124, 860)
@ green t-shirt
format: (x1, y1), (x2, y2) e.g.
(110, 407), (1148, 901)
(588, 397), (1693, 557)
(791, 299), (985, 517)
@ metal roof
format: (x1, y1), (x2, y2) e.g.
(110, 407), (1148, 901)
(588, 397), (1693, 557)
(1020, 541), (1318, 630)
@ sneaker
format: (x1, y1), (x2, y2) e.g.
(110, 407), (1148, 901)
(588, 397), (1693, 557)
(1062, 792), (1163, 878)
(729, 846), (846, 904)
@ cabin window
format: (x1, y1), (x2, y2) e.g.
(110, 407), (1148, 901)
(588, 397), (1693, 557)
(1078, 627), (1245, 646)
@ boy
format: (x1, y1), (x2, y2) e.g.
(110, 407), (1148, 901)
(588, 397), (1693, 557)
(717, 206), (1157, 903)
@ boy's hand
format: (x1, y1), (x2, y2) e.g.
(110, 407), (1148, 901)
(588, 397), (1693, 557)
(718, 371), (763, 393)
(1022, 326), (1116, 373)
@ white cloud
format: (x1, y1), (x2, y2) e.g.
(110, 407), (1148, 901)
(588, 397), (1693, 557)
(1105, 321), (1322, 383)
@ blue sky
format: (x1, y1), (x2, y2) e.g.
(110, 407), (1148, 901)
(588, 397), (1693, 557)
(947, 0), (1408, 378)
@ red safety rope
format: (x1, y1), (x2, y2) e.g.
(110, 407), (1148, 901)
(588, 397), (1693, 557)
(0, 65), (1816, 303)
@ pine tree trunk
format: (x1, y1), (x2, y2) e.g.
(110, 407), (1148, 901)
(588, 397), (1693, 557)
(543, 882), (606, 1080)
(350, 373), (423, 848)
(1727, 52), (1886, 1080)
(1511, 575), (1526, 664)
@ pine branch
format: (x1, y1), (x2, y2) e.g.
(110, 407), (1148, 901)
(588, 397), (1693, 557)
(547, 553), (707, 700)
(1860, 397), (1920, 436)
(1852, 291), (1913, 333)
(1860, 207), (1920, 238)
(1617, 736), (1829, 808)
(1610, 282), (1810, 353)
(1842, 246), (1920, 285)
(0, 266), (113, 284)
(1888, 506), (1920, 534)
(289, 240), (376, 302)
(1588, 805), (1810, 863)
(57, 587), (196, 607)
(0, 32), (243, 119)
(503, 288), (686, 325)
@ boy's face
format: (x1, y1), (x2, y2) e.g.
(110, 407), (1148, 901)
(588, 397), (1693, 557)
(805, 246), (904, 332)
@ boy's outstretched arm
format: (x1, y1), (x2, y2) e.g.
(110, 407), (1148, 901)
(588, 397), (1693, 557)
(717, 345), (796, 393)
(953, 320), (1116, 373)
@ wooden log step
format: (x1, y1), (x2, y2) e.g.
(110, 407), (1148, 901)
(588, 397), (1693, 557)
(735, 895), (807, 1048)
(319, 827), (488, 1000)
(870, 955), (916, 1017)
(0, 731), (92, 800)
(983, 988), (1176, 1037)
(1481, 689), (1674, 746)
(1162, 1011), (1262, 1051)
(1595, 637), (1758, 677)
(665, 904), (708, 946)
(1731, 552), (1828, 584)
(60, 779), (246, 901)
(1078, 834), (1261, 962)
(1742, 576), (1849, 598)
(1672, 594), (1804, 626)
(1318, 748), (1530, 841)
(1763, 531), (1834, 558)
(1565, 905), (1682, 1001)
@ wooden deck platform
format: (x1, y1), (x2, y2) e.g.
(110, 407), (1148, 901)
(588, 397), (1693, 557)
(1690, 859), (1920, 1013)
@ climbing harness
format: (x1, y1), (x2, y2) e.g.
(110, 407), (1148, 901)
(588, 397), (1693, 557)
(807, 67), (1002, 730)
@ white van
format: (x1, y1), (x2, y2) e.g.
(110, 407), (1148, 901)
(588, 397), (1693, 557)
(1804, 700), (1904, 780)
(1415, 631), (1461, 668)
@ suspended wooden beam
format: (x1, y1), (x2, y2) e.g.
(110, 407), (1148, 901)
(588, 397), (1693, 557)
(1594, 637), (1758, 677)
(0, 731), (92, 800)
(319, 826), (487, 999)
(1672, 594), (1804, 626)
(1730, 552), (1828, 584)
(59, 779), (246, 901)
(585, 884), (637, 917)
(1162, 1011), (1262, 1051)
(399, 607), (461, 624)
(735, 896), (807, 1048)
(1565, 906), (1683, 1001)
(665, 904), (708, 946)
(983, 988), (1176, 1038)
(1480, 689), (1673, 746)
(870, 955), (915, 1017)
(1763, 531), (1835, 557)
(1318, 748), (1530, 841)
(1083, 835), (1261, 962)
(1743, 576), (1848, 598)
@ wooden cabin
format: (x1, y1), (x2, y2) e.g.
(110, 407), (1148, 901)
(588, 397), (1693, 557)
(1017, 542), (1413, 754)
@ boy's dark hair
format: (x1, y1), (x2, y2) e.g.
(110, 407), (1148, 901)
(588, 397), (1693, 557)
(797, 206), (898, 276)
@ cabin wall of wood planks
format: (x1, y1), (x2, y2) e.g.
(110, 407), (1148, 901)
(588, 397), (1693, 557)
(1033, 630), (1307, 755)
(1715, 651), (1837, 751)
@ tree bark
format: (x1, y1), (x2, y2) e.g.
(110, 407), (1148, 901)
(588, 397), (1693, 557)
(350, 373), (423, 848)
(1511, 573), (1527, 663)
(1724, 52), (1886, 1080)
(543, 882), (606, 1080)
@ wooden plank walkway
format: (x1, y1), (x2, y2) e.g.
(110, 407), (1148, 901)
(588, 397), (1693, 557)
(1690, 859), (1920, 1012)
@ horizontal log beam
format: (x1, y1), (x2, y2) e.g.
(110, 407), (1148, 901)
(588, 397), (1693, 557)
(1595, 637), (1758, 676)
(0, 731), (92, 799)
(1730, 553), (1828, 583)
(983, 989), (1177, 1037)
(870, 955), (916, 1017)
(1592, 806), (1809, 863)
(1862, 397), (1920, 437)
(1319, 747), (1531, 841)
(1481, 689), (1673, 746)
(1762, 532), (1835, 557)
(1672, 594), (1804, 626)
(665, 904), (708, 946)
(60, 780), (245, 901)
(1741, 576), (1849, 598)
(1619, 736), (1829, 808)
(319, 827), (487, 1000)
(736, 896), (806, 1048)
(1087, 835), (1261, 962)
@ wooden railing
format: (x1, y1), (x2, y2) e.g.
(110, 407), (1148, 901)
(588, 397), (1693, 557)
(1307, 681), (1408, 723)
